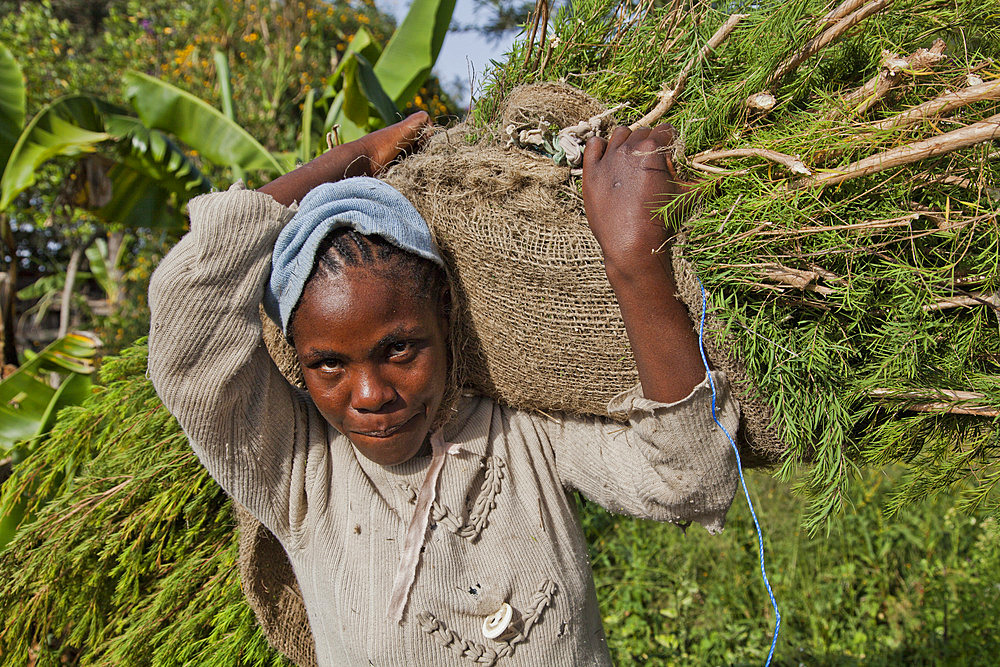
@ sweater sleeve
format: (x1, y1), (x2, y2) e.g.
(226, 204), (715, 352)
(544, 372), (740, 533)
(147, 183), (321, 541)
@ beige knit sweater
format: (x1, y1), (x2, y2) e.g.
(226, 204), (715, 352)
(147, 184), (740, 667)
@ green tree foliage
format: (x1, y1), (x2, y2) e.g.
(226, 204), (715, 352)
(0, 0), (456, 353)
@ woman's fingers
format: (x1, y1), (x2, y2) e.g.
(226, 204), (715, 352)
(584, 135), (608, 166)
(639, 124), (679, 180)
(363, 112), (432, 171)
(648, 123), (677, 146)
(627, 127), (652, 146)
(606, 126), (632, 151)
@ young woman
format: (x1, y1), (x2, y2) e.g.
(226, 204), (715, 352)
(148, 111), (739, 666)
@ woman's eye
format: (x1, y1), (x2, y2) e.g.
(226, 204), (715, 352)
(318, 359), (343, 372)
(388, 341), (413, 358)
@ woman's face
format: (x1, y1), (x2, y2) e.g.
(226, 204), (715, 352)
(291, 265), (448, 466)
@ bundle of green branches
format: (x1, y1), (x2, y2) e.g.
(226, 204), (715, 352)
(0, 345), (284, 665)
(471, 0), (1000, 528)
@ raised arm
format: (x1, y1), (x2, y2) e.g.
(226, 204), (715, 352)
(538, 124), (740, 531)
(148, 113), (431, 537)
(259, 112), (430, 205)
(583, 124), (704, 402)
(147, 185), (303, 537)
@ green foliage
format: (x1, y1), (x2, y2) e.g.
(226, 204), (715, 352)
(374, 0), (456, 104)
(84, 237), (124, 303)
(1, 345), (997, 663)
(0, 94), (213, 228)
(475, 0), (1000, 530)
(0, 41), (26, 170)
(0, 331), (101, 550)
(581, 473), (1000, 665)
(0, 0), (450, 343)
(324, 0), (458, 141)
(123, 71), (286, 175)
(0, 331), (100, 455)
(0, 344), (285, 665)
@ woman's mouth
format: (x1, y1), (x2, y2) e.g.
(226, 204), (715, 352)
(352, 413), (419, 438)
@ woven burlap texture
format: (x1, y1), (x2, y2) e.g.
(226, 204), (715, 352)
(235, 502), (317, 667)
(241, 82), (785, 664)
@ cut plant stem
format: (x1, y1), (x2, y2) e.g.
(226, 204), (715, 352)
(827, 40), (946, 120)
(630, 13), (746, 129)
(692, 148), (811, 175)
(922, 293), (999, 312)
(912, 172), (1000, 201)
(524, 0), (550, 74)
(869, 79), (1000, 131)
(870, 388), (999, 417)
(818, 0), (873, 28)
(752, 0), (894, 103)
(793, 112), (1000, 188)
(761, 263), (835, 294)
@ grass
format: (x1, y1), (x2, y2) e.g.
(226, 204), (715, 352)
(582, 468), (1000, 665)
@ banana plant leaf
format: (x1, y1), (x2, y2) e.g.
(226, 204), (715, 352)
(322, 27), (384, 141)
(298, 88), (315, 164)
(0, 332), (97, 552)
(0, 41), (25, 171)
(341, 56), (371, 130)
(0, 95), (112, 210)
(326, 27), (383, 94)
(355, 54), (398, 126)
(0, 96), (210, 228)
(16, 274), (83, 301)
(0, 331), (101, 455)
(84, 238), (120, 302)
(324, 0), (455, 141)
(123, 71), (286, 175)
(95, 164), (188, 228)
(107, 114), (210, 195)
(373, 0), (456, 105)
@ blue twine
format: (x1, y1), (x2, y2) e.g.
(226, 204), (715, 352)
(697, 279), (781, 666)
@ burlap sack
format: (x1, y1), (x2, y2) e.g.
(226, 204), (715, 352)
(240, 82), (785, 663)
(379, 83), (785, 463)
(234, 502), (316, 667)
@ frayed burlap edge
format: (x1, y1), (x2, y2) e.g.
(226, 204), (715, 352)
(234, 502), (317, 667)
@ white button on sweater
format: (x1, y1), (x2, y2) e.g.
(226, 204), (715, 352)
(147, 183), (740, 666)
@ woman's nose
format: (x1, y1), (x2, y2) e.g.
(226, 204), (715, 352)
(350, 366), (397, 412)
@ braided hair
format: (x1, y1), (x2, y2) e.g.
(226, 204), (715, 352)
(310, 227), (443, 301)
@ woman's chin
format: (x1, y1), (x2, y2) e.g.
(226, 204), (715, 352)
(349, 424), (430, 467)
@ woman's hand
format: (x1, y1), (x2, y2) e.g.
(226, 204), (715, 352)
(582, 124), (691, 263)
(582, 123), (706, 403)
(259, 112), (432, 206)
(354, 111), (433, 174)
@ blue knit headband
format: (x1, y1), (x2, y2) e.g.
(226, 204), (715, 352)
(264, 177), (444, 334)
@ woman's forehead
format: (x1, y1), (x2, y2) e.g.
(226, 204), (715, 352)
(293, 267), (441, 343)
